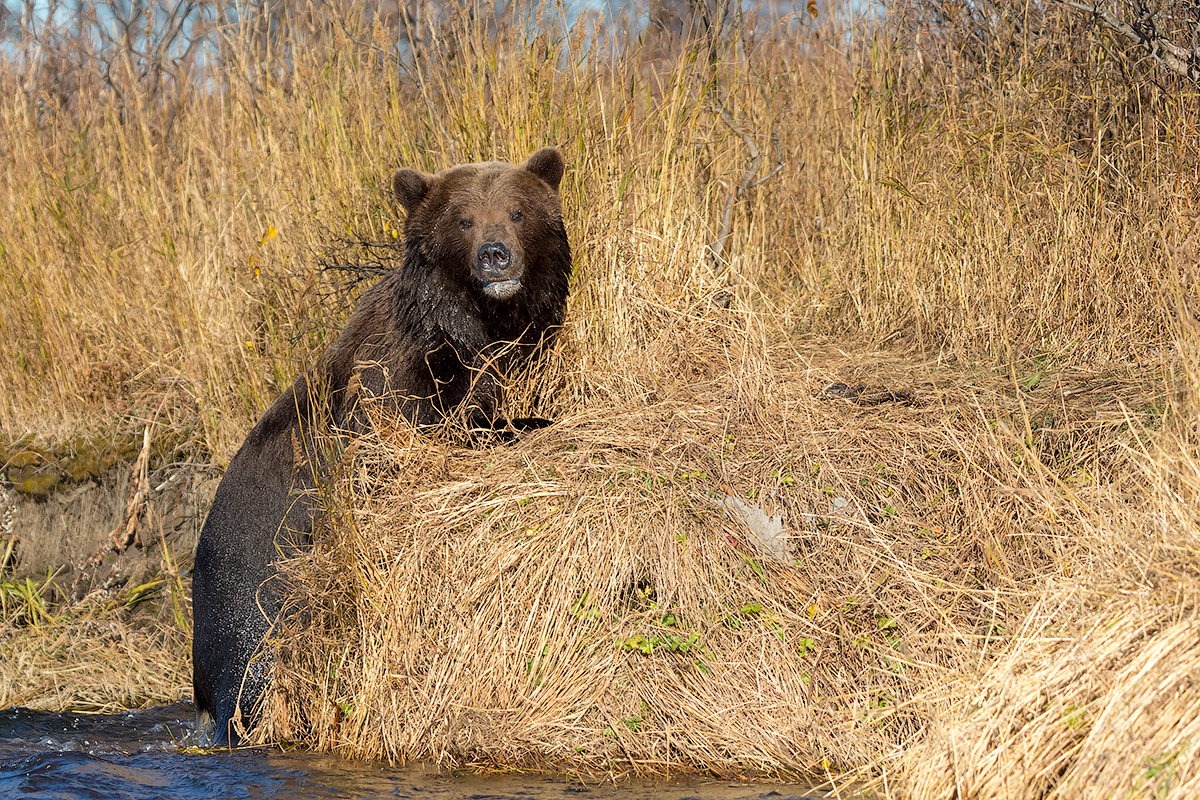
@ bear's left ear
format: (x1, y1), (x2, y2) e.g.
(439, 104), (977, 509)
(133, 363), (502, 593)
(392, 168), (432, 214)
(524, 148), (565, 193)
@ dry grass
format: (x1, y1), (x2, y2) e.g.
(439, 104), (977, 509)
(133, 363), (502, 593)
(1, 0), (1200, 795)
(897, 430), (1200, 799)
(900, 592), (1200, 798)
(0, 3), (1191, 455)
(0, 575), (191, 712)
(258, 315), (1168, 780)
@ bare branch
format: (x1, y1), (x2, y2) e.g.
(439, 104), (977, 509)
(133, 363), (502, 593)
(1055, 0), (1200, 82)
(707, 104), (785, 276)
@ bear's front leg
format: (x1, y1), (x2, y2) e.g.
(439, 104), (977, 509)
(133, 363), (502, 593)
(464, 343), (552, 438)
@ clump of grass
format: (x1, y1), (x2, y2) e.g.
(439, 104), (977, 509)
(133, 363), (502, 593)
(258, 325), (1161, 777)
(0, 570), (191, 712)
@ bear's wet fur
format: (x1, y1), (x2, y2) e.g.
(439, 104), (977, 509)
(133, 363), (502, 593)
(192, 148), (570, 745)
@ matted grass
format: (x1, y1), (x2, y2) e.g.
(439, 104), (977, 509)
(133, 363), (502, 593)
(898, 431), (1200, 799)
(902, 589), (1200, 799)
(258, 327), (1165, 780)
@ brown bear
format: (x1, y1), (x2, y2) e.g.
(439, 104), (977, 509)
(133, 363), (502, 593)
(191, 148), (570, 746)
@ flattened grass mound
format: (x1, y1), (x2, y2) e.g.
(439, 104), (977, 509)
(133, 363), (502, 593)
(900, 437), (1200, 800)
(257, 329), (1158, 777)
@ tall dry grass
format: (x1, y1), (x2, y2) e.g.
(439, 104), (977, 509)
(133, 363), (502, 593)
(0, 1), (1191, 457)
(1, 0), (1199, 794)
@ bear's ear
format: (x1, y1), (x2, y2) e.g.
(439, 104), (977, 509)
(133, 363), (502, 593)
(524, 147), (565, 193)
(392, 168), (432, 214)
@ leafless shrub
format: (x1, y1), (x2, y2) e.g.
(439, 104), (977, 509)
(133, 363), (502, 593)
(3, 0), (216, 135)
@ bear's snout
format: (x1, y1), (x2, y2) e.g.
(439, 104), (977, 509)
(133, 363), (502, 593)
(476, 241), (523, 300)
(477, 241), (512, 275)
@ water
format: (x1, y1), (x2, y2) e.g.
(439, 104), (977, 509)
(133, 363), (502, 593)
(0, 703), (830, 800)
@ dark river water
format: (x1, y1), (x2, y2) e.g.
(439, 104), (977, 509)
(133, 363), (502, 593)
(0, 703), (831, 800)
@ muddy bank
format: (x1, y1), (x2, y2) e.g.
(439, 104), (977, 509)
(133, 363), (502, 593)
(0, 463), (207, 711)
(0, 463), (211, 601)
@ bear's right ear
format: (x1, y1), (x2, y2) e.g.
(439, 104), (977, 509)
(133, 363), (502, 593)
(392, 168), (432, 214)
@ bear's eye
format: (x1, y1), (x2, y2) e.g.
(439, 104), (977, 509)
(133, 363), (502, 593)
(458, 218), (473, 231)
(510, 209), (524, 223)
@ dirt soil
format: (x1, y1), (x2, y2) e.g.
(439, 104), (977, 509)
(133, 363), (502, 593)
(2, 465), (212, 599)
(0, 465), (209, 712)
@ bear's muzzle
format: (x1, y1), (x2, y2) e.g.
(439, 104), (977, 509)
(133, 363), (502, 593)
(477, 241), (522, 299)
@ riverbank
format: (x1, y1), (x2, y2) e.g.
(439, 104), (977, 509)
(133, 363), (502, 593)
(0, 334), (1194, 793)
(257, 337), (1191, 791)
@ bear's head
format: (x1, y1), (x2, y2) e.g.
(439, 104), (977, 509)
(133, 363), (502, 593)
(392, 148), (566, 302)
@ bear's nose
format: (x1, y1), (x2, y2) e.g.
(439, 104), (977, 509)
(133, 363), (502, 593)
(477, 242), (511, 275)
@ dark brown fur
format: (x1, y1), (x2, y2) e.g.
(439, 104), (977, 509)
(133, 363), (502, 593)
(192, 149), (570, 745)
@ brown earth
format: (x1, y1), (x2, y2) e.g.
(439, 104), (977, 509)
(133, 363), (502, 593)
(0, 463), (208, 711)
